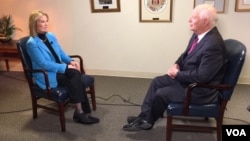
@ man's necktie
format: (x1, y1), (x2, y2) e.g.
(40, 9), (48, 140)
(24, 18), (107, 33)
(188, 37), (198, 54)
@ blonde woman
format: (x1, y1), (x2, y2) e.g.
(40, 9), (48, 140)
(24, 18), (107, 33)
(26, 10), (99, 124)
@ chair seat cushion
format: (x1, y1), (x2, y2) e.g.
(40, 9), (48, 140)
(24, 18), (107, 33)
(32, 86), (69, 102)
(167, 103), (220, 117)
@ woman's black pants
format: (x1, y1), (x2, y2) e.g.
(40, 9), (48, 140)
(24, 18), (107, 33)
(57, 68), (91, 113)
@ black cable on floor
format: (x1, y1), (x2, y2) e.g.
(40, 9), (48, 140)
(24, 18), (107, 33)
(96, 95), (142, 106)
(0, 94), (140, 114)
(0, 94), (249, 125)
(224, 116), (250, 124)
(0, 108), (32, 114)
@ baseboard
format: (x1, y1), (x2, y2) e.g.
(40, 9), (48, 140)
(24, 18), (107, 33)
(86, 69), (160, 79)
(237, 77), (250, 85)
(87, 69), (250, 84)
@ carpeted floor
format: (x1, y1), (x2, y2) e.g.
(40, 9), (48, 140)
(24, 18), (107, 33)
(0, 71), (250, 141)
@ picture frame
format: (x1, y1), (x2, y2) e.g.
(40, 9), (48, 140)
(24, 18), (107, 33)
(235, 0), (250, 12)
(139, 0), (173, 22)
(90, 0), (121, 13)
(194, 0), (225, 13)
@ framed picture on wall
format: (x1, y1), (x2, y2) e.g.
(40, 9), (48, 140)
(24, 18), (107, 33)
(90, 0), (121, 13)
(194, 0), (225, 13)
(139, 0), (173, 22)
(235, 0), (250, 12)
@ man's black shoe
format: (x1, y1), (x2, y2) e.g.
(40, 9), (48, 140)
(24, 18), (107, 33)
(123, 118), (153, 131)
(247, 104), (250, 111)
(127, 116), (137, 123)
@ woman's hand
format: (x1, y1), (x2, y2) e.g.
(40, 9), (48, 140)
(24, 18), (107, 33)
(68, 61), (81, 72)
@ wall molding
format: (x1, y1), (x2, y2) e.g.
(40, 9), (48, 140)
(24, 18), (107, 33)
(87, 69), (250, 85)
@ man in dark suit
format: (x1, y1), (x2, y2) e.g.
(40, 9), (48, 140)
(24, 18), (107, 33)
(123, 4), (227, 131)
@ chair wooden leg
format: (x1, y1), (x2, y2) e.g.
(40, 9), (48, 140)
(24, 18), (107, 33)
(58, 103), (66, 132)
(216, 118), (222, 141)
(166, 116), (173, 141)
(89, 85), (96, 111)
(4, 59), (10, 71)
(32, 96), (38, 119)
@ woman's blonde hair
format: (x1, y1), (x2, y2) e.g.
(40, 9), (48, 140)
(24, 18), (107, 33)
(29, 10), (49, 37)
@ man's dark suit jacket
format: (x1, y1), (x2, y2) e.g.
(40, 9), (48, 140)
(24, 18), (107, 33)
(175, 27), (227, 104)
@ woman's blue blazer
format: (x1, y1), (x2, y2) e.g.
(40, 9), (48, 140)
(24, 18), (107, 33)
(26, 32), (72, 89)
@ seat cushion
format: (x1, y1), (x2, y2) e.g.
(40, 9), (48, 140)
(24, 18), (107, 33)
(167, 103), (220, 118)
(32, 86), (69, 102)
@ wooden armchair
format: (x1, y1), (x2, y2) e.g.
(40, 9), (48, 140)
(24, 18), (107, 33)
(16, 36), (96, 132)
(166, 39), (247, 141)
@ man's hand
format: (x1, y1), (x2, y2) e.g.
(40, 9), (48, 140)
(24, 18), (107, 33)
(167, 64), (180, 79)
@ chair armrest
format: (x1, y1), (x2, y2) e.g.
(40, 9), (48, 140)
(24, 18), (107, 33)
(183, 83), (233, 115)
(24, 68), (53, 99)
(189, 83), (233, 90)
(69, 55), (85, 74)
